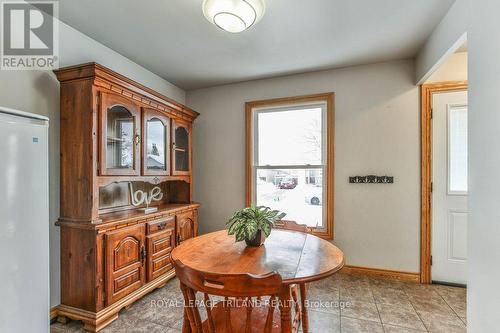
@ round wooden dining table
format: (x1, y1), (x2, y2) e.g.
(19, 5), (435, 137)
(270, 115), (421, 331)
(171, 229), (345, 333)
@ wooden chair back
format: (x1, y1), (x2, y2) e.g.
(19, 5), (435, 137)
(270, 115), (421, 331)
(173, 259), (291, 333)
(274, 220), (312, 233)
(272, 221), (311, 332)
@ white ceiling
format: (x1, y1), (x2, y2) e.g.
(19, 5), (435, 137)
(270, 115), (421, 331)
(59, 0), (455, 90)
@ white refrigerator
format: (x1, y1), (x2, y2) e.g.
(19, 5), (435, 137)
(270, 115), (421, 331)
(0, 107), (50, 332)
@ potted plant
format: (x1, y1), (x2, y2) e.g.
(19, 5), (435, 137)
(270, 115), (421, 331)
(226, 205), (286, 247)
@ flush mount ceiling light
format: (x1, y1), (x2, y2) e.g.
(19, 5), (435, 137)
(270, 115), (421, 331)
(202, 0), (266, 33)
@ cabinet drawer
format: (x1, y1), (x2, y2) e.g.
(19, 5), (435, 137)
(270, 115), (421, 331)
(146, 229), (175, 281)
(151, 253), (172, 275)
(147, 216), (175, 235)
(149, 229), (174, 255)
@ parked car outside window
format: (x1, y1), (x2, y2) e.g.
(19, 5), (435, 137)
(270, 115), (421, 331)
(304, 186), (322, 205)
(278, 179), (297, 189)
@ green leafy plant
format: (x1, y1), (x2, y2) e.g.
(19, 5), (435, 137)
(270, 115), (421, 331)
(226, 205), (286, 242)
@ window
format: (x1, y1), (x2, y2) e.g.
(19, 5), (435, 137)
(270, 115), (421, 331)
(246, 93), (334, 239)
(448, 104), (468, 194)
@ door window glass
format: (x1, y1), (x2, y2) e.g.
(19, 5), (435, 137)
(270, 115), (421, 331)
(448, 105), (468, 194)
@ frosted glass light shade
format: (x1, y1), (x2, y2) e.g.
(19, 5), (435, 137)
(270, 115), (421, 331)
(202, 0), (266, 33)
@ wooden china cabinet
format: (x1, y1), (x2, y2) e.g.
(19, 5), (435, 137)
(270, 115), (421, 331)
(54, 63), (199, 332)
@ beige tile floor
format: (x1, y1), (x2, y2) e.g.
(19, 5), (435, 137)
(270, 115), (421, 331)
(51, 272), (467, 333)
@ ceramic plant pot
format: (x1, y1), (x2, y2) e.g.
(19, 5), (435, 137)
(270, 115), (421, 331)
(245, 230), (266, 247)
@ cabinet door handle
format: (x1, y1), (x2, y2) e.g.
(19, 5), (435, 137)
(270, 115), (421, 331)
(140, 246), (146, 265)
(176, 234), (181, 245)
(157, 222), (166, 230)
(134, 134), (141, 145)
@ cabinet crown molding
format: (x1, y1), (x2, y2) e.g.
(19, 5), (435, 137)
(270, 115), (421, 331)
(54, 62), (199, 122)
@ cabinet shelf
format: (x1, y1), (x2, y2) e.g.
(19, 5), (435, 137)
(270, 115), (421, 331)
(98, 202), (200, 228)
(97, 174), (190, 187)
(107, 136), (126, 143)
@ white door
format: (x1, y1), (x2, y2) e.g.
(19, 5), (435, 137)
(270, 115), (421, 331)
(431, 91), (468, 285)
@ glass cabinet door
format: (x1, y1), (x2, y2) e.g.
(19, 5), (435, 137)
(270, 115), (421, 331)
(100, 92), (141, 175)
(172, 120), (191, 175)
(143, 109), (170, 175)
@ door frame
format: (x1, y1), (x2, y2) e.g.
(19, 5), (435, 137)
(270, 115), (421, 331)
(420, 81), (468, 283)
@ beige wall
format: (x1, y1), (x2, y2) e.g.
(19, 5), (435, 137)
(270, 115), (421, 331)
(0, 20), (185, 307)
(187, 59), (421, 273)
(426, 52), (467, 83)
